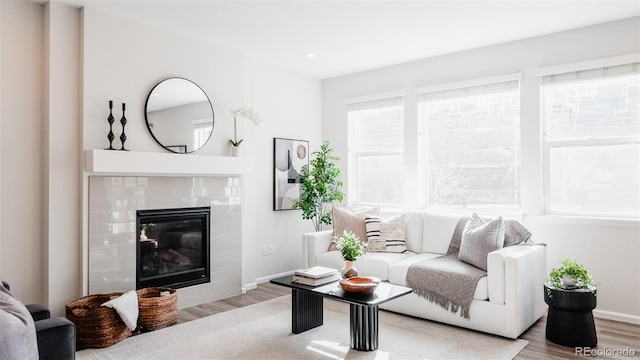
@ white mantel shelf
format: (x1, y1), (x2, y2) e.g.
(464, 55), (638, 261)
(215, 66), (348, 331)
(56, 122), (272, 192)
(85, 149), (251, 176)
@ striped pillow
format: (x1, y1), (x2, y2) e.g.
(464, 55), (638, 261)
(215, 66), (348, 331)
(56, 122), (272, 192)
(364, 216), (386, 251)
(364, 214), (407, 253)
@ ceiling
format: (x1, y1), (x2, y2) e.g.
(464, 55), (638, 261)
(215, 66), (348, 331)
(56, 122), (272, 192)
(59, 0), (640, 79)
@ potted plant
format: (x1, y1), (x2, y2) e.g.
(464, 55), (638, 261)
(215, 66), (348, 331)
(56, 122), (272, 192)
(292, 140), (344, 231)
(334, 230), (367, 278)
(229, 105), (263, 156)
(139, 223), (155, 241)
(548, 258), (596, 291)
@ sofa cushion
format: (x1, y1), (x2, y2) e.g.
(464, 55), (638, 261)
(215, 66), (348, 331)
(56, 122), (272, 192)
(421, 212), (465, 254)
(364, 214), (407, 253)
(387, 253), (489, 300)
(330, 206), (379, 251)
(315, 250), (413, 281)
(379, 209), (423, 253)
(458, 214), (505, 270)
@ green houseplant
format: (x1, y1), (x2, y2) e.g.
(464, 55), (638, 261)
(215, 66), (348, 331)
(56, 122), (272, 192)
(335, 230), (367, 262)
(292, 140), (344, 231)
(334, 230), (367, 278)
(547, 259), (596, 296)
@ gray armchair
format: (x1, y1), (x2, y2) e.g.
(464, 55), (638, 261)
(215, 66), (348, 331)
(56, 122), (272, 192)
(1, 280), (76, 360)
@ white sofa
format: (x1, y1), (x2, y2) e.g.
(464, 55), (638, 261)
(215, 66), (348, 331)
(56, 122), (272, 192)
(302, 210), (547, 339)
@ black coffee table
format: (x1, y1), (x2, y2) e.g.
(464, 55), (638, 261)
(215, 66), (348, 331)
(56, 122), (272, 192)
(270, 275), (412, 351)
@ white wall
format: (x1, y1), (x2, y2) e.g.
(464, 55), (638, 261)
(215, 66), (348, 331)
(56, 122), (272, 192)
(242, 61), (323, 288)
(82, 8), (244, 155)
(0, 0), (3, 275)
(0, 2), (321, 313)
(323, 17), (640, 323)
(44, 1), (83, 318)
(0, 1), (45, 304)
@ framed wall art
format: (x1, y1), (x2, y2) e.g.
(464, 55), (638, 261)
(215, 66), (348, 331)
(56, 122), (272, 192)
(273, 137), (309, 211)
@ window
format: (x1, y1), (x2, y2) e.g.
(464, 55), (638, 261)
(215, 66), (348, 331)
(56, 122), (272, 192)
(541, 61), (640, 219)
(417, 77), (521, 210)
(347, 96), (404, 206)
(193, 120), (213, 150)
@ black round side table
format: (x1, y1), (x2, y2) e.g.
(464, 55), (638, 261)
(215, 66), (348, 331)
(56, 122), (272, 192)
(544, 283), (597, 347)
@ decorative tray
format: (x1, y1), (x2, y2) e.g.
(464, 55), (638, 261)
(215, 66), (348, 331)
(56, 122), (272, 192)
(339, 276), (381, 295)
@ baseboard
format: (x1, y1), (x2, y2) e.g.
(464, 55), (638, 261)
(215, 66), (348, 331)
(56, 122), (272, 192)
(241, 283), (257, 294)
(254, 270), (295, 284)
(593, 309), (640, 325)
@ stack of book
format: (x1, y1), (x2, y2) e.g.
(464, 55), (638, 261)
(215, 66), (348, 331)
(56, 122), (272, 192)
(292, 266), (340, 286)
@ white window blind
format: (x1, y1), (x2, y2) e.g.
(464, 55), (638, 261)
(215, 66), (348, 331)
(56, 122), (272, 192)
(416, 80), (520, 102)
(346, 96), (404, 111)
(541, 61), (640, 219)
(541, 62), (639, 85)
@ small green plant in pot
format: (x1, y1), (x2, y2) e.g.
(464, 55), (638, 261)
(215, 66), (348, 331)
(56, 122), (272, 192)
(334, 231), (367, 278)
(547, 258), (596, 297)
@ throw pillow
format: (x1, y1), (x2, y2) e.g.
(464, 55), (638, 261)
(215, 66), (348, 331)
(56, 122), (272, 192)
(364, 216), (386, 251)
(329, 206), (379, 251)
(458, 213), (505, 270)
(461, 215), (532, 248)
(380, 214), (407, 253)
(503, 218), (532, 246)
(364, 214), (407, 253)
(0, 283), (39, 359)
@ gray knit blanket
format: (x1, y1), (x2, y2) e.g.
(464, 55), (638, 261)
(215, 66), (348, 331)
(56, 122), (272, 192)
(406, 216), (486, 320)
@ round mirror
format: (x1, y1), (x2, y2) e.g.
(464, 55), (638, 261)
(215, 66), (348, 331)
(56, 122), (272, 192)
(144, 78), (214, 153)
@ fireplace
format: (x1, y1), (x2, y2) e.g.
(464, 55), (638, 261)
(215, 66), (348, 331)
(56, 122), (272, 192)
(136, 206), (210, 289)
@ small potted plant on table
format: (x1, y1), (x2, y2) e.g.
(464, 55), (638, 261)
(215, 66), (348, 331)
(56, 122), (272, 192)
(334, 230), (366, 278)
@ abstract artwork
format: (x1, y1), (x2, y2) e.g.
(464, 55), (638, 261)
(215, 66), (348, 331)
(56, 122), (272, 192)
(274, 138), (309, 211)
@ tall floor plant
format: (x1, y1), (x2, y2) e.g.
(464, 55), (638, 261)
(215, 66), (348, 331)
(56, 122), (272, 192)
(293, 141), (344, 231)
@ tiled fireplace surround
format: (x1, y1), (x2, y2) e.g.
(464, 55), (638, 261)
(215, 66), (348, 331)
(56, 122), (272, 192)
(86, 151), (245, 309)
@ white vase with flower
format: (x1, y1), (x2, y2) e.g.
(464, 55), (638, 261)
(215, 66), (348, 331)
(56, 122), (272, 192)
(229, 105), (263, 156)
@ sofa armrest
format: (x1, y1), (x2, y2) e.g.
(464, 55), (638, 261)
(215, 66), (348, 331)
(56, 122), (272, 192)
(487, 243), (547, 337)
(487, 244), (547, 305)
(301, 230), (333, 268)
(26, 303), (51, 321)
(35, 317), (76, 360)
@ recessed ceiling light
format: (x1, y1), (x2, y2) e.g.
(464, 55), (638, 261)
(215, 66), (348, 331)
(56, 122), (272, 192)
(304, 53), (318, 59)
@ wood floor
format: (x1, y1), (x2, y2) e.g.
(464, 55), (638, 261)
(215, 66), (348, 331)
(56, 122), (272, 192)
(178, 283), (640, 359)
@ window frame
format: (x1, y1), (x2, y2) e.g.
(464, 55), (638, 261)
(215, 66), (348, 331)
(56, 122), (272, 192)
(346, 92), (405, 207)
(539, 54), (640, 219)
(415, 73), (522, 212)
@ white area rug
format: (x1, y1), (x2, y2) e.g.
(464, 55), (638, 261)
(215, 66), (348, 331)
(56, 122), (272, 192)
(77, 295), (528, 360)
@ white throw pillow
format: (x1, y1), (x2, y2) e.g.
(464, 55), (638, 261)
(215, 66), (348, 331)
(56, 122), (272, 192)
(364, 216), (386, 251)
(458, 213), (505, 270)
(364, 214), (407, 253)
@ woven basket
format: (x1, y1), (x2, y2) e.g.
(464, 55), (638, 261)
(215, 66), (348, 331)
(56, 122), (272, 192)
(136, 287), (178, 331)
(65, 292), (132, 349)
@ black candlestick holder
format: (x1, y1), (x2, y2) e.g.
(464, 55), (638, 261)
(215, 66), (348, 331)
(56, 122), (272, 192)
(119, 102), (129, 151)
(104, 100), (116, 150)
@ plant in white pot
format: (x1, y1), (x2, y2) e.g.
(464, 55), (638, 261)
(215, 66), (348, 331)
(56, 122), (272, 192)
(229, 105), (263, 156)
(334, 230), (367, 278)
(547, 258), (596, 297)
